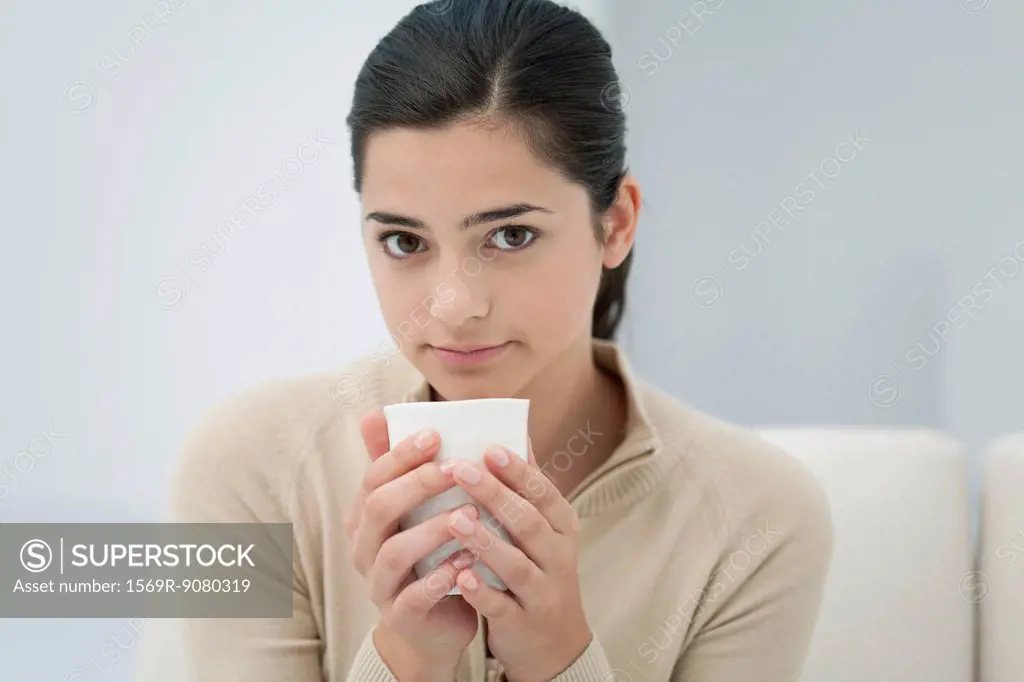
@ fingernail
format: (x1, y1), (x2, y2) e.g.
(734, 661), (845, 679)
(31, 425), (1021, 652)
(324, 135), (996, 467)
(461, 571), (479, 591)
(455, 461), (481, 485)
(451, 551), (475, 570)
(450, 510), (475, 535)
(415, 429), (438, 450)
(486, 446), (510, 467)
(439, 460), (458, 474)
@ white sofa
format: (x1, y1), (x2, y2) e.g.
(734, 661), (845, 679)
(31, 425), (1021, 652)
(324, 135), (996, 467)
(757, 429), (976, 682)
(978, 435), (1024, 682)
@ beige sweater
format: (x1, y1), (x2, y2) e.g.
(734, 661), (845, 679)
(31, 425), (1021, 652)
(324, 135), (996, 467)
(159, 340), (833, 682)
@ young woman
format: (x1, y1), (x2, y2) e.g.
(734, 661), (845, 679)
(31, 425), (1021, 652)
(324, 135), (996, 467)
(163, 1), (833, 680)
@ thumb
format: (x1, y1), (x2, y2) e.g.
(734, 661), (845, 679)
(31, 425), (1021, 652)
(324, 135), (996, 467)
(360, 409), (391, 461)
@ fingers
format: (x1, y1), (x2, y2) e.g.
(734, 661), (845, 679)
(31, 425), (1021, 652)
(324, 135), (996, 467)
(368, 504), (479, 604)
(394, 548), (478, 616)
(346, 425), (440, 540)
(351, 457), (456, 575)
(484, 444), (579, 537)
(360, 409), (392, 461)
(365, 428), (441, 492)
(449, 458), (565, 570)
(455, 566), (522, 621)
(447, 505), (543, 599)
(347, 411), (412, 539)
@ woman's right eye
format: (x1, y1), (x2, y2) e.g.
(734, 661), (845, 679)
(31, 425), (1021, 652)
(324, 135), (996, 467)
(379, 232), (426, 259)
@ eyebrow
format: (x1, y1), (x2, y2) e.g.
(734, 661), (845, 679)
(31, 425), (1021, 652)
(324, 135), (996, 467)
(364, 202), (554, 232)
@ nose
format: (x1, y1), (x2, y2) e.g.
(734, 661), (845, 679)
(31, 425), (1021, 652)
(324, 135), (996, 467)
(428, 259), (490, 329)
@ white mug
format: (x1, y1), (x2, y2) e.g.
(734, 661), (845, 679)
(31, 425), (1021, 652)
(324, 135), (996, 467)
(382, 398), (530, 596)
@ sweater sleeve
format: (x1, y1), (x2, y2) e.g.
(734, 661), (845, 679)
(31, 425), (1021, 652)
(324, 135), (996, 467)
(346, 630), (401, 682)
(668, 461), (834, 682)
(548, 637), (614, 681)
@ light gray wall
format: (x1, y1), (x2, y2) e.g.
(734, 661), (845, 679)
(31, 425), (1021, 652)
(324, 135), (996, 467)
(2, 0), (397, 522)
(611, 0), (1023, 499)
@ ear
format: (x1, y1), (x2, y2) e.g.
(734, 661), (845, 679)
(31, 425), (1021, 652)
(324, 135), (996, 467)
(600, 174), (641, 269)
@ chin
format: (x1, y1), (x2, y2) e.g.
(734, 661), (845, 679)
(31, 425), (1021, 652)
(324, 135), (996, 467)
(425, 372), (525, 401)
(419, 360), (531, 401)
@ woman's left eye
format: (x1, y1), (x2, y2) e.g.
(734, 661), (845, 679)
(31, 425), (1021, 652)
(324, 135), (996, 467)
(489, 226), (537, 251)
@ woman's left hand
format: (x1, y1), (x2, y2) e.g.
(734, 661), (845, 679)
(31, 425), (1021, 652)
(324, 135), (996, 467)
(444, 440), (593, 682)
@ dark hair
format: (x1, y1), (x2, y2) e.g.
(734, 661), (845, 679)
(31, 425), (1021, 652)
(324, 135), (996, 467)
(346, 0), (634, 340)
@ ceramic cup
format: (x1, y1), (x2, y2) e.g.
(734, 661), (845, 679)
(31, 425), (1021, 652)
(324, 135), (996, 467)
(382, 398), (530, 596)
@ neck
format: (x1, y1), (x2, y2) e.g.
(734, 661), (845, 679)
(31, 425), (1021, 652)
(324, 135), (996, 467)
(520, 335), (627, 497)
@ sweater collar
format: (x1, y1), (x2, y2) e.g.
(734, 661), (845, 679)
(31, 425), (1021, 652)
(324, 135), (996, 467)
(590, 338), (663, 464)
(396, 339), (672, 516)
(567, 339), (674, 516)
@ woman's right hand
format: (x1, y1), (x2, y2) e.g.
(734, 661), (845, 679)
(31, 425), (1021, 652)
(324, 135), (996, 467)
(344, 409), (480, 678)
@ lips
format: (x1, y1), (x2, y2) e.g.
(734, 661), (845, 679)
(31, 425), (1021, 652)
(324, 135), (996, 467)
(429, 342), (513, 366)
(432, 343), (506, 354)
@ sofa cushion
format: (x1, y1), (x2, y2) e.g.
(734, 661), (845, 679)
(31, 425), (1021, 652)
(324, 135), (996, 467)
(979, 434), (1024, 682)
(757, 428), (974, 682)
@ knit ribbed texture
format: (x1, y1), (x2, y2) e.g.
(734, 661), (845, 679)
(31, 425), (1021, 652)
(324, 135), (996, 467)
(550, 637), (613, 682)
(346, 630), (399, 682)
(572, 445), (669, 517)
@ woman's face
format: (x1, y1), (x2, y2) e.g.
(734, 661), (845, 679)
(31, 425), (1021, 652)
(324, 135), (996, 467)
(360, 121), (617, 400)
